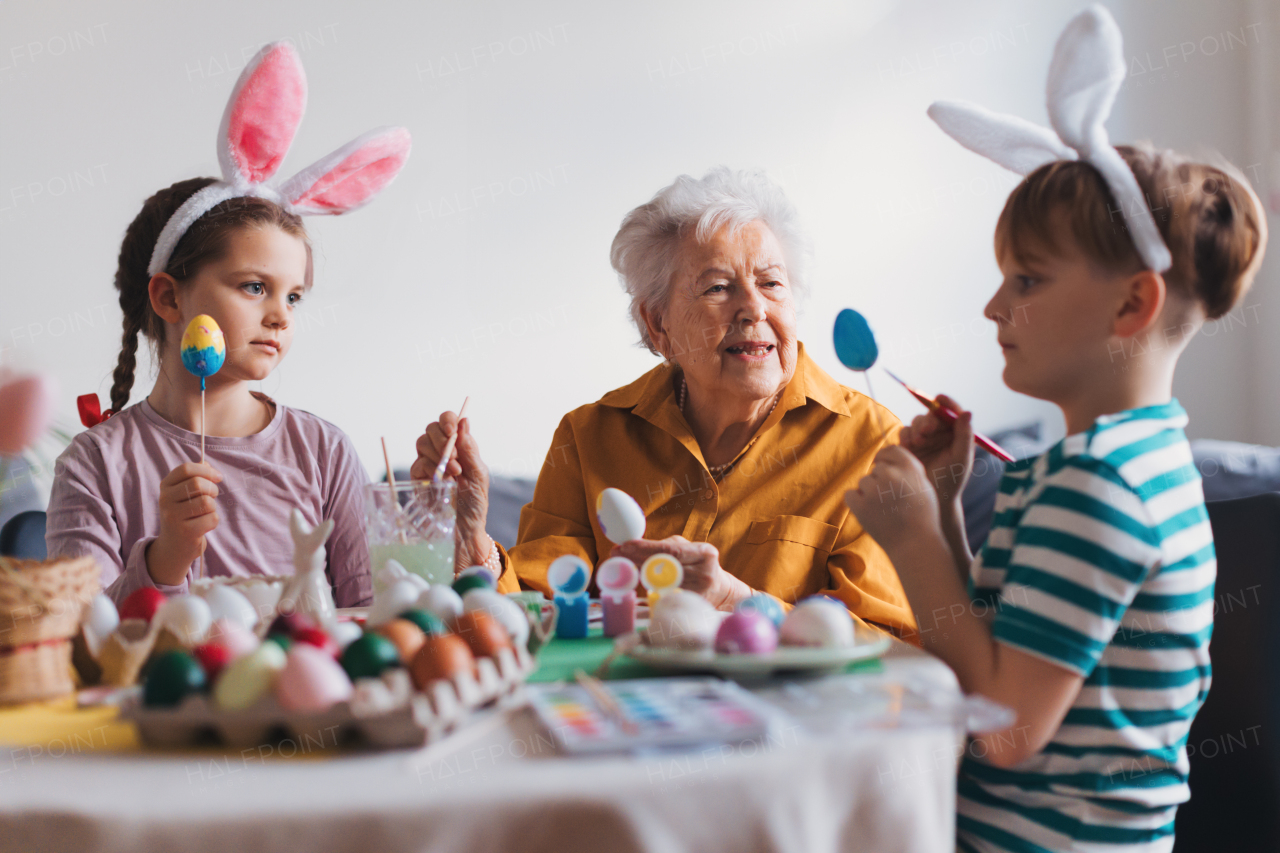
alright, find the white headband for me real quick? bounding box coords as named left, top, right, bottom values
left=927, top=5, right=1172, bottom=273
left=148, top=41, right=412, bottom=277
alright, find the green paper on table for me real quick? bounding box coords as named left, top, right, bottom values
left=527, top=626, right=884, bottom=682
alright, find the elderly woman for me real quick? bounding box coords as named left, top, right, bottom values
left=411, top=168, right=915, bottom=637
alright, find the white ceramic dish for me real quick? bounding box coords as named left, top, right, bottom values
left=624, top=626, right=892, bottom=676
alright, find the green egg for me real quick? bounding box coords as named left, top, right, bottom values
left=265, top=633, right=293, bottom=651
left=340, top=632, right=402, bottom=680
left=451, top=575, right=491, bottom=597
left=143, top=650, right=207, bottom=708
left=398, top=608, right=447, bottom=636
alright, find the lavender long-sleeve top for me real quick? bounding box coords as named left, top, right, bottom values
left=46, top=395, right=373, bottom=608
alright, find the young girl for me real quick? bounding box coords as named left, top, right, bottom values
left=46, top=41, right=410, bottom=609
left=844, top=9, right=1267, bottom=852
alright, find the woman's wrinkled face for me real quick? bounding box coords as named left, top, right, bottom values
left=646, top=219, right=798, bottom=404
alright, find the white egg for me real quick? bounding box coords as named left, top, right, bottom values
left=779, top=599, right=855, bottom=648
left=81, top=593, right=119, bottom=657
left=596, top=488, right=646, bottom=544
left=330, top=621, right=363, bottom=650
left=197, top=584, right=258, bottom=629
left=462, top=588, right=529, bottom=648
left=417, top=584, right=463, bottom=626
left=155, top=594, right=213, bottom=646
left=648, top=589, right=720, bottom=650
left=367, top=578, right=422, bottom=627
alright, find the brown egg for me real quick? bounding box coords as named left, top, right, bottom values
left=452, top=610, right=512, bottom=660
left=376, top=619, right=426, bottom=663
left=410, top=634, right=475, bottom=689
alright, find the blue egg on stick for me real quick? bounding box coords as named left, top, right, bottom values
left=833, top=308, right=879, bottom=371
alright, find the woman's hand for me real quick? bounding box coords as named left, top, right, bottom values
left=410, top=412, right=492, bottom=571
left=897, top=395, right=975, bottom=507
left=611, top=535, right=751, bottom=610
left=147, top=461, right=222, bottom=586
left=844, top=445, right=944, bottom=564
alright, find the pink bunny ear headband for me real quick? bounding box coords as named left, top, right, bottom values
left=927, top=5, right=1172, bottom=273
left=147, top=41, right=412, bottom=277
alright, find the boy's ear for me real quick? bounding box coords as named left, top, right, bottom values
left=1113, top=269, right=1166, bottom=338
left=148, top=274, right=183, bottom=326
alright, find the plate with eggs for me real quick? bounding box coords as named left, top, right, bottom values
left=624, top=591, right=893, bottom=677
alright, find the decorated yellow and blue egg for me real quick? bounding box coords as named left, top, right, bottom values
left=180, top=314, right=226, bottom=379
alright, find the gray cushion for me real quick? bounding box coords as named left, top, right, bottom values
left=1192, top=440, right=1280, bottom=502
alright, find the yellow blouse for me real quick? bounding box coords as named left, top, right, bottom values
left=494, top=342, right=917, bottom=638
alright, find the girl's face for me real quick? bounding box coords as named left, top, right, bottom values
left=173, top=225, right=309, bottom=383
left=985, top=228, right=1127, bottom=407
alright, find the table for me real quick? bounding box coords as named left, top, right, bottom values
left=0, top=640, right=966, bottom=853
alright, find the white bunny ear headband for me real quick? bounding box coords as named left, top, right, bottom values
left=927, top=4, right=1172, bottom=272
left=148, top=41, right=412, bottom=277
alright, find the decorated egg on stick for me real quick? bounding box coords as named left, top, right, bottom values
left=595, top=489, right=646, bottom=544
left=180, top=315, right=226, bottom=389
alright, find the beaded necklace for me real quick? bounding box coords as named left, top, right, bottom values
left=678, top=376, right=781, bottom=478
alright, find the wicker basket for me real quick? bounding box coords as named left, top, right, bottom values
left=0, top=556, right=99, bottom=704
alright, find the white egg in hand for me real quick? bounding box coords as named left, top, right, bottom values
left=595, top=488, right=646, bottom=544
left=155, top=595, right=213, bottom=646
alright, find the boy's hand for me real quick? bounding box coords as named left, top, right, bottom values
left=898, top=395, right=975, bottom=506
left=147, top=461, right=222, bottom=586
left=844, top=445, right=943, bottom=559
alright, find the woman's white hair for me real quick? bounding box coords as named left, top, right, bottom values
left=609, top=166, right=811, bottom=354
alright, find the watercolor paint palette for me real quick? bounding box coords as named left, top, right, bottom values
left=526, top=677, right=781, bottom=755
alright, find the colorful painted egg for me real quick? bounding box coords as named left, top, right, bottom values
left=547, top=555, right=591, bottom=597
left=398, top=608, right=447, bottom=637
left=833, top=308, right=878, bottom=371
left=452, top=573, right=493, bottom=597
left=293, top=626, right=339, bottom=658
left=462, top=588, right=529, bottom=649
left=339, top=632, right=401, bottom=680
left=180, top=314, right=226, bottom=378
left=456, top=565, right=497, bottom=588
left=213, top=642, right=287, bottom=710
left=410, top=634, right=475, bottom=689
left=648, top=589, right=719, bottom=650
left=207, top=618, right=259, bottom=659
left=119, top=587, right=167, bottom=623
left=715, top=609, right=779, bottom=655
left=192, top=642, right=233, bottom=682
left=736, top=593, right=785, bottom=628
left=596, top=488, right=646, bottom=543
left=452, top=610, right=512, bottom=659
left=275, top=644, right=353, bottom=713
left=143, top=650, right=207, bottom=707
left=376, top=618, right=427, bottom=663
left=779, top=598, right=855, bottom=648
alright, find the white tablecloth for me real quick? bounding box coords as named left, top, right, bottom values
left=0, top=643, right=965, bottom=853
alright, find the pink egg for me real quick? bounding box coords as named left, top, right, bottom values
left=208, top=618, right=259, bottom=659
left=715, top=609, right=779, bottom=655
left=275, top=643, right=353, bottom=713
left=0, top=373, right=56, bottom=456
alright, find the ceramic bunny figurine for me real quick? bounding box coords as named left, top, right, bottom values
left=278, top=510, right=337, bottom=632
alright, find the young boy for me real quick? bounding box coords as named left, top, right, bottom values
left=845, top=141, right=1266, bottom=851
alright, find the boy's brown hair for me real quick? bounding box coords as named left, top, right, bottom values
left=994, top=143, right=1267, bottom=320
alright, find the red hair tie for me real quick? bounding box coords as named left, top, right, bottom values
left=77, top=394, right=114, bottom=427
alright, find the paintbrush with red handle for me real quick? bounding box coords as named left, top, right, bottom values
left=884, top=369, right=1016, bottom=463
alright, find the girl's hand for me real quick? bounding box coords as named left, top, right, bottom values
left=844, top=446, right=943, bottom=561
left=611, top=536, right=751, bottom=611
left=410, top=413, right=492, bottom=572
left=897, top=394, right=975, bottom=507
left=147, top=461, right=222, bottom=586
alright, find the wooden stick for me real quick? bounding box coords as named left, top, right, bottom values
left=574, top=668, right=638, bottom=734
left=199, top=385, right=206, bottom=581
left=381, top=437, right=408, bottom=544
left=432, top=396, right=471, bottom=483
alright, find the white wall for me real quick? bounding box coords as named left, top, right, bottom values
left=2, top=0, right=1274, bottom=492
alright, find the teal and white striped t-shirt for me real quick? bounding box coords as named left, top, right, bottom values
left=958, top=400, right=1214, bottom=853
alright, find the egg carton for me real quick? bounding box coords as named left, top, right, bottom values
left=120, top=643, right=536, bottom=750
